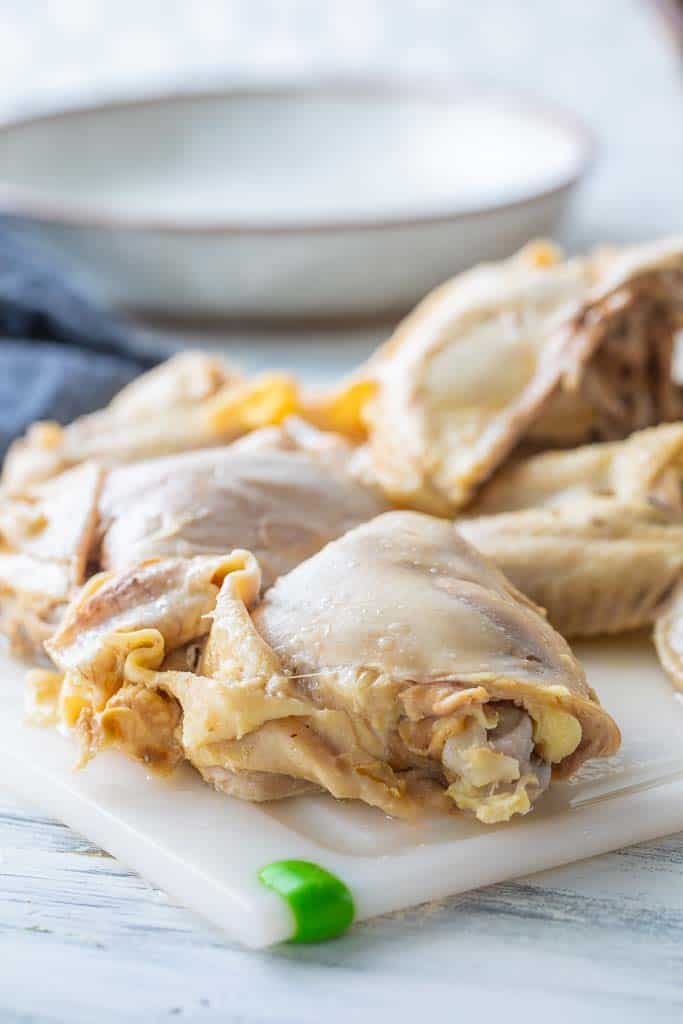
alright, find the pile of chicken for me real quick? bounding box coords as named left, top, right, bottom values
left=4, top=235, right=683, bottom=825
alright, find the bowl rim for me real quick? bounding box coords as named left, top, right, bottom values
left=0, top=77, right=594, bottom=235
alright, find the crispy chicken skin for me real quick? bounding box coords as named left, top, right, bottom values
left=1, top=351, right=298, bottom=491
left=459, top=424, right=683, bottom=637
left=36, top=513, right=620, bottom=823
left=352, top=238, right=683, bottom=512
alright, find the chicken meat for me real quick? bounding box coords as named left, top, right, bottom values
left=459, top=424, right=683, bottom=637
left=351, top=238, right=683, bottom=512
left=2, top=350, right=298, bottom=491
left=654, top=579, right=683, bottom=694
left=0, top=418, right=386, bottom=658
left=97, top=417, right=388, bottom=586
left=0, top=462, right=103, bottom=658
left=35, top=512, right=620, bottom=823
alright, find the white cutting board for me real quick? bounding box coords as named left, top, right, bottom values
left=3, top=632, right=683, bottom=948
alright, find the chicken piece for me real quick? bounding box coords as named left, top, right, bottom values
left=301, top=373, right=379, bottom=443
left=467, top=422, right=683, bottom=516
left=0, top=462, right=103, bottom=658
left=2, top=350, right=298, bottom=491
left=532, top=238, right=683, bottom=446
left=0, top=418, right=384, bottom=657
left=31, top=549, right=261, bottom=769
left=355, top=241, right=587, bottom=513
left=461, top=498, right=683, bottom=639
left=245, top=512, right=619, bottom=817
left=654, top=580, right=683, bottom=694
left=79, top=683, right=184, bottom=773
left=46, top=552, right=242, bottom=682
left=97, top=417, right=388, bottom=586
left=80, top=512, right=619, bottom=823
left=42, top=552, right=246, bottom=745
left=355, top=238, right=683, bottom=512
left=459, top=424, right=683, bottom=637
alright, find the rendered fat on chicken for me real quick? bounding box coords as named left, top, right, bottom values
left=37, top=512, right=620, bottom=824
left=352, top=238, right=683, bottom=513
left=1, top=350, right=298, bottom=491
left=459, top=423, right=683, bottom=638
left=1, top=419, right=386, bottom=659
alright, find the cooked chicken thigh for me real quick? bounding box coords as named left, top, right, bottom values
left=459, top=424, right=683, bottom=637
left=467, top=421, right=683, bottom=516
left=97, top=417, right=387, bottom=585
left=356, top=242, right=587, bottom=513
left=354, top=239, right=683, bottom=512
left=461, top=498, right=683, bottom=639
left=42, top=552, right=241, bottom=761
left=536, top=239, right=683, bottom=446
left=37, top=512, right=620, bottom=823
left=0, top=419, right=385, bottom=657
left=2, top=351, right=298, bottom=491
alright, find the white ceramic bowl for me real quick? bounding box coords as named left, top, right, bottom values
left=0, top=81, right=592, bottom=320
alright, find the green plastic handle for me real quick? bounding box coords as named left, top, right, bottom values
left=258, top=859, right=355, bottom=943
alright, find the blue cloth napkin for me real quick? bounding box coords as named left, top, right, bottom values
left=0, top=221, right=164, bottom=458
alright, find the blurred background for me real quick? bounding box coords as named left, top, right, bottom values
left=0, top=0, right=682, bottom=379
